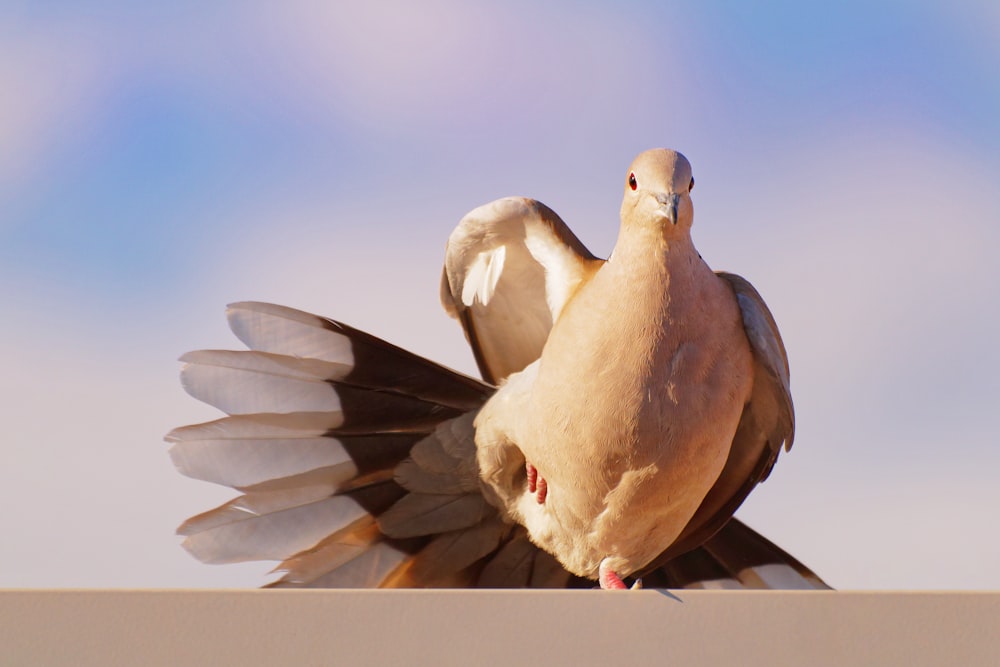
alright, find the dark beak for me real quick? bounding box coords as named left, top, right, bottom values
left=655, top=193, right=680, bottom=225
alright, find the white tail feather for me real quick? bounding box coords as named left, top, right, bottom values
left=227, top=302, right=355, bottom=364
left=180, top=351, right=343, bottom=416
left=270, top=517, right=383, bottom=585
left=179, top=486, right=335, bottom=534
left=169, top=437, right=358, bottom=490
left=181, top=493, right=370, bottom=564
left=167, top=414, right=332, bottom=442
left=685, top=578, right=745, bottom=590
left=739, top=564, right=815, bottom=590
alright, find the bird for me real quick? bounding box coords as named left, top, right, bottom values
left=168, top=148, right=829, bottom=590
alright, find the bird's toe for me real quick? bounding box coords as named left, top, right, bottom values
left=598, top=559, right=630, bottom=590
left=525, top=462, right=548, bottom=503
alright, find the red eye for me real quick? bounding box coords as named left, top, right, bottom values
left=628, top=173, right=637, bottom=190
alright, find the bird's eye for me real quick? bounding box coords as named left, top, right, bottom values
left=689, top=177, right=695, bottom=192
left=628, top=173, right=637, bottom=191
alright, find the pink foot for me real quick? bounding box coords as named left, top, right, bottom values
left=525, top=462, right=547, bottom=504
left=599, top=561, right=627, bottom=590
left=598, top=559, right=641, bottom=590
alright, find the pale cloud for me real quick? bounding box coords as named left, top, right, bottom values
left=241, top=1, right=668, bottom=135
left=939, top=1, right=1000, bottom=60
left=0, top=19, right=110, bottom=201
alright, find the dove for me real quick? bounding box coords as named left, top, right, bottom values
left=169, top=149, right=828, bottom=590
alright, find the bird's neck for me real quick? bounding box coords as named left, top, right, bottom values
left=604, top=224, right=700, bottom=308
left=545, top=224, right=703, bottom=373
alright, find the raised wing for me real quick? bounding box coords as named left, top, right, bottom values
left=440, top=197, right=602, bottom=384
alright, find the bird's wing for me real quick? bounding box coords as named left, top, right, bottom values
left=656, top=272, right=795, bottom=562
left=440, top=196, right=602, bottom=384
left=720, top=271, right=795, bottom=453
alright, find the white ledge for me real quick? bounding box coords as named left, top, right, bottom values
left=2, top=590, right=998, bottom=666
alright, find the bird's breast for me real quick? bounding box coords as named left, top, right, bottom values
left=512, top=248, right=754, bottom=577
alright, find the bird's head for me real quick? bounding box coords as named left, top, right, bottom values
left=619, top=149, right=695, bottom=237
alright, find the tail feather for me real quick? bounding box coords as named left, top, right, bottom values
left=168, top=431, right=418, bottom=492
left=226, top=302, right=355, bottom=364
left=268, top=517, right=384, bottom=584
left=377, top=493, right=493, bottom=539
left=529, top=549, right=575, bottom=588
left=178, top=482, right=405, bottom=565
left=650, top=519, right=831, bottom=590
left=266, top=517, right=429, bottom=588
left=394, top=412, right=480, bottom=493
left=180, top=495, right=368, bottom=564
left=180, top=349, right=467, bottom=428
left=398, top=519, right=508, bottom=586
left=180, top=350, right=345, bottom=415
left=477, top=529, right=536, bottom=587
left=700, top=518, right=831, bottom=590
left=227, top=302, right=491, bottom=411
left=657, top=547, right=745, bottom=590
left=270, top=541, right=416, bottom=589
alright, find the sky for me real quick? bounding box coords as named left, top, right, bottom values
left=1, top=1, right=998, bottom=590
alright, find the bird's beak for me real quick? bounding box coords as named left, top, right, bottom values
left=654, top=193, right=680, bottom=225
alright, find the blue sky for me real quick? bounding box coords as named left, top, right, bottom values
left=2, top=1, right=998, bottom=588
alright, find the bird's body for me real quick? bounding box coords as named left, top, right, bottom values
left=170, top=149, right=824, bottom=590
left=475, top=150, right=754, bottom=579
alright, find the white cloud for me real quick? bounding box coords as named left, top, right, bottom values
left=240, top=1, right=664, bottom=133
left=0, top=19, right=111, bottom=202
